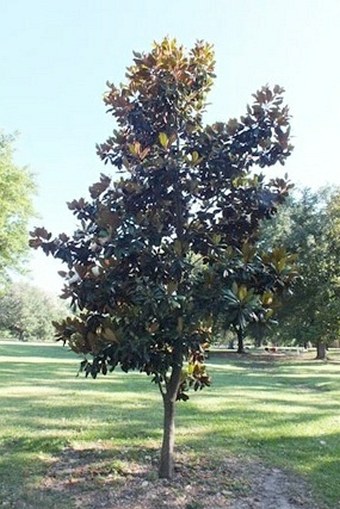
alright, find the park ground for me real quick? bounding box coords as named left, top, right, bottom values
left=0, top=342, right=339, bottom=509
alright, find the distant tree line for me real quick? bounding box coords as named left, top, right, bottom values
left=0, top=282, right=67, bottom=341
left=243, top=186, right=340, bottom=359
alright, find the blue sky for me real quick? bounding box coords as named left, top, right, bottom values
left=1, top=0, right=340, bottom=294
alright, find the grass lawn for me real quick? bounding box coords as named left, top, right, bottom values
left=0, top=342, right=339, bottom=508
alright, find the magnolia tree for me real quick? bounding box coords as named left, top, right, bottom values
left=30, top=39, right=296, bottom=478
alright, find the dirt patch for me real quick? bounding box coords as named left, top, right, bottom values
left=39, top=445, right=321, bottom=509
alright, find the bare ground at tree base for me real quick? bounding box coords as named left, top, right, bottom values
left=39, top=445, right=322, bottom=509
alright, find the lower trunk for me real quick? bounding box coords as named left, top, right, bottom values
left=159, top=395, right=176, bottom=479
left=18, top=330, right=26, bottom=342
left=316, top=342, right=327, bottom=360
left=158, top=339, right=183, bottom=479
left=237, top=329, right=245, bottom=354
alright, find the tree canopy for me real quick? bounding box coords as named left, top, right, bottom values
left=260, top=187, right=340, bottom=358
left=30, top=38, right=296, bottom=478
left=0, top=132, right=36, bottom=285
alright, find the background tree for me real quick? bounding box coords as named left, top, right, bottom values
left=260, top=188, right=340, bottom=359
left=0, top=132, right=36, bottom=285
left=0, top=282, right=67, bottom=341
left=30, top=38, right=295, bottom=478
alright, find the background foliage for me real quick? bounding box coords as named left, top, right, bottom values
left=0, top=282, right=67, bottom=341
left=0, top=132, right=36, bottom=285
left=259, top=187, right=340, bottom=355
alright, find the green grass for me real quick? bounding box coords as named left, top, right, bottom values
left=0, top=342, right=339, bottom=508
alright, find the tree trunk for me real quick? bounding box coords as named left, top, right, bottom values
left=315, top=342, right=327, bottom=360
left=159, top=394, right=176, bottom=479
left=237, top=328, right=245, bottom=354
left=18, top=330, right=25, bottom=342
left=158, top=343, right=182, bottom=479
left=254, top=327, right=264, bottom=348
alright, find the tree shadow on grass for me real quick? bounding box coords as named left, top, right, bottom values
left=1, top=440, right=325, bottom=509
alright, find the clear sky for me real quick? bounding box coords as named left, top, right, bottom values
left=1, top=0, right=340, bottom=295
